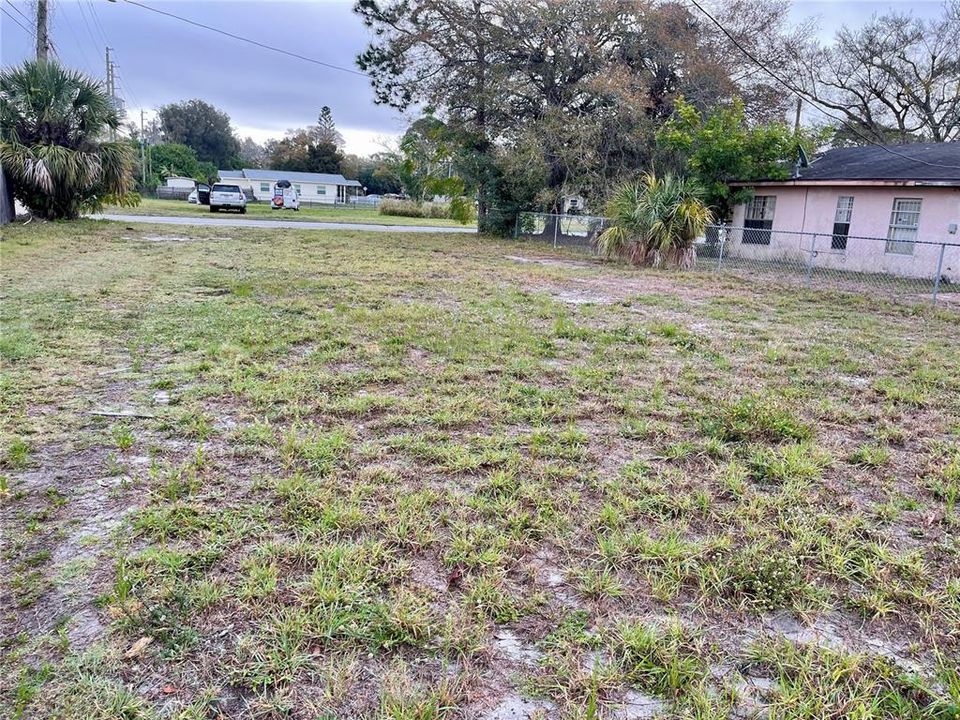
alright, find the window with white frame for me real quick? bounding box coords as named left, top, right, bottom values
left=294, top=184, right=301, bottom=194
left=832, top=196, right=854, bottom=250
left=743, top=195, right=776, bottom=245
left=316, top=186, right=326, bottom=195
left=886, top=198, right=921, bottom=255
left=260, top=182, right=270, bottom=192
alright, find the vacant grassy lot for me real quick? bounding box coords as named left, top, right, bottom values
left=104, top=198, right=474, bottom=228
left=2, top=220, right=958, bottom=719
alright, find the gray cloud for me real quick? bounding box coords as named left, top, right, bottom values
left=1, top=0, right=405, bottom=151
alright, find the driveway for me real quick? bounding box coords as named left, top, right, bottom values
left=90, top=214, right=477, bottom=234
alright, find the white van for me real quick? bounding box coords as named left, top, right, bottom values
left=271, top=179, right=299, bottom=211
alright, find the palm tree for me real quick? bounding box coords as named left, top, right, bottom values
left=596, top=173, right=713, bottom=269
left=0, top=60, right=135, bottom=220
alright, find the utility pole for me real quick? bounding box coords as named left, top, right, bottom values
left=105, top=47, right=114, bottom=96
left=140, top=110, right=147, bottom=189
left=105, top=47, right=117, bottom=140
left=794, top=97, right=802, bottom=135
left=36, top=0, right=51, bottom=62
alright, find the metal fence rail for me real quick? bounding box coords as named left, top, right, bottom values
left=515, top=212, right=960, bottom=307
left=515, top=212, right=608, bottom=251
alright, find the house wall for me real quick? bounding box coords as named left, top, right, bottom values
left=218, top=174, right=343, bottom=204
left=729, top=186, right=960, bottom=281
left=165, top=177, right=196, bottom=189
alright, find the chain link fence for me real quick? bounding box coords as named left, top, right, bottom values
left=515, top=212, right=609, bottom=252
left=515, top=212, right=960, bottom=307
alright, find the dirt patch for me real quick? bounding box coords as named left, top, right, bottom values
left=504, top=254, right=597, bottom=270
left=479, top=694, right=556, bottom=719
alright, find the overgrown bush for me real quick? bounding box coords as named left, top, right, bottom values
left=449, top=195, right=477, bottom=225
left=379, top=199, right=450, bottom=219
left=379, top=197, right=476, bottom=225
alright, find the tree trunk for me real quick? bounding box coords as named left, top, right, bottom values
left=0, top=169, right=14, bottom=225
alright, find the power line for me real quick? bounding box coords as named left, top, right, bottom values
left=85, top=0, right=111, bottom=47
left=686, top=0, right=960, bottom=170
left=3, top=0, right=30, bottom=24
left=55, top=0, right=98, bottom=75
left=117, top=0, right=369, bottom=77
left=76, top=0, right=105, bottom=60
left=1, top=4, right=32, bottom=36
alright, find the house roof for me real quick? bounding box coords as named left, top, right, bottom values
left=737, top=142, right=960, bottom=187
left=219, top=168, right=362, bottom=187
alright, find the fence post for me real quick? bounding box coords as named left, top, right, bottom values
left=553, top=214, right=559, bottom=249
left=804, top=234, right=816, bottom=288
left=514, top=213, right=520, bottom=240
left=716, top=224, right=726, bottom=272
left=932, top=243, right=946, bottom=305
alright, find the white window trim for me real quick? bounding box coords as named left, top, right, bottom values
left=834, top=196, right=854, bottom=223
left=886, top=198, right=921, bottom=256
left=746, top=195, right=776, bottom=221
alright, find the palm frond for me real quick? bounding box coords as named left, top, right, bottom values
left=598, top=172, right=713, bottom=269
left=0, top=60, right=134, bottom=219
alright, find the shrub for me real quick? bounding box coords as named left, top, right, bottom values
left=449, top=195, right=477, bottom=225
left=379, top=199, right=450, bottom=219
left=596, top=173, right=712, bottom=269
left=1, top=60, right=137, bottom=219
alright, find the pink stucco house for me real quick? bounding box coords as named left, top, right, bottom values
left=727, top=143, right=960, bottom=282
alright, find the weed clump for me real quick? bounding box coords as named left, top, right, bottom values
left=745, top=443, right=830, bottom=485
left=730, top=550, right=805, bottom=611
left=705, top=394, right=811, bottom=444
left=610, top=620, right=705, bottom=696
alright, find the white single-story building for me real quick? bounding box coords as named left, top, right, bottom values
left=217, top=168, right=363, bottom=204
left=165, top=176, right=197, bottom=189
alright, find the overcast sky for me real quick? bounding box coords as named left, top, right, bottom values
left=0, top=0, right=948, bottom=156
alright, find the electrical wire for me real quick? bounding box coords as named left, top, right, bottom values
left=4, top=0, right=30, bottom=24
left=54, top=0, right=99, bottom=75
left=686, top=0, right=960, bottom=170
left=114, top=64, right=144, bottom=113
left=2, top=4, right=33, bottom=36
left=85, top=0, right=111, bottom=47
left=117, top=0, right=369, bottom=77
left=76, top=0, right=105, bottom=60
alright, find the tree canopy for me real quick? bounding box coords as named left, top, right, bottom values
left=266, top=107, right=345, bottom=174
left=157, top=99, right=241, bottom=169
left=657, top=98, right=806, bottom=219
left=355, top=0, right=807, bottom=233
left=0, top=60, right=136, bottom=219
left=788, top=3, right=960, bottom=144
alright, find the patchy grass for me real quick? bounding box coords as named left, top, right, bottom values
left=104, top=197, right=474, bottom=227
left=1, top=219, right=958, bottom=718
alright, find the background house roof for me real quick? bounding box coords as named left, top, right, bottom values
left=219, top=168, right=363, bottom=187
left=796, top=143, right=960, bottom=183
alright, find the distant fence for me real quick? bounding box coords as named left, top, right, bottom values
left=515, top=212, right=960, bottom=306
left=155, top=186, right=194, bottom=201
left=515, top=212, right=609, bottom=250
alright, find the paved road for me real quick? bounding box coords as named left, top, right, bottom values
left=91, top=213, right=477, bottom=234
